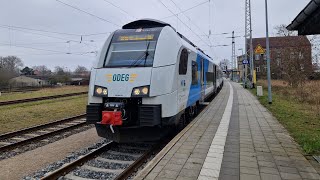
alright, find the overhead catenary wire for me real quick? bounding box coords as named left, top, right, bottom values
left=161, top=0, right=209, bottom=19
left=0, top=24, right=81, bottom=37
left=166, top=0, right=215, bottom=56
left=0, top=43, right=96, bottom=57
left=101, top=0, right=136, bottom=20
left=55, top=0, right=120, bottom=27
left=157, top=0, right=211, bottom=49
left=168, top=0, right=211, bottom=40
left=0, top=26, right=98, bottom=49
left=0, top=24, right=112, bottom=37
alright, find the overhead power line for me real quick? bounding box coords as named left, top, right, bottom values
left=0, top=43, right=96, bottom=57
left=55, top=0, right=120, bottom=27
left=168, top=0, right=212, bottom=46
left=166, top=0, right=213, bottom=49
left=101, top=0, right=136, bottom=20
left=161, top=0, right=209, bottom=19
left=157, top=0, right=211, bottom=48
left=0, top=26, right=97, bottom=49
left=0, top=24, right=111, bottom=37
left=0, top=24, right=81, bottom=36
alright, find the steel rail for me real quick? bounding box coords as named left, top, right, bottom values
left=114, top=143, right=161, bottom=180
left=0, top=115, right=87, bottom=152
left=41, top=141, right=117, bottom=180
left=0, top=91, right=88, bottom=106
left=0, top=114, right=86, bottom=140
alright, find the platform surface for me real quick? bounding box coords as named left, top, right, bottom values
left=135, top=81, right=320, bottom=180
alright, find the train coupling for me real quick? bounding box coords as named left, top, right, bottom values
left=100, top=111, right=123, bottom=126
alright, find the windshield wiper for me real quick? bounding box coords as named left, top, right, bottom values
left=129, top=41, right=151, bottom=68
left=143, top=41, right=150, bottom=67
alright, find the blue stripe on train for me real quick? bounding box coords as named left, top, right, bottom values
left=187, top=53, right=209, bottom=107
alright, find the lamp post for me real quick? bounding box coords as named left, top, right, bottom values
left=265, top=0, right=272, bottom=104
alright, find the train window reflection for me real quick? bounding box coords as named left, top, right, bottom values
left=105, top=41, right=156, bottom=67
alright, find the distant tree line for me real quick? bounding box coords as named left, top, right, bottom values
left=0, top=55, right=90, bottom=88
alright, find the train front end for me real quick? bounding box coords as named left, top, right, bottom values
left=87, top=20, right=180, bottom=142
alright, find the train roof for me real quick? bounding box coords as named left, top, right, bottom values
left=122, top=19, right=175, bottom=30
left=122, top=19, right=213, bottom=61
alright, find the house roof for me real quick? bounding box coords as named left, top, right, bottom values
left=10, top=76, right=47, bottom=82
left=287, top=0, right=320, bottom=35
left=252, top=36, right=311, bottom=49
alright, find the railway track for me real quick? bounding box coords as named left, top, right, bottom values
left=0, top=114, right=87, bottom=152
left=41, top=141, right=160, bottom=180
left=0, top=91, right=88, bottom=106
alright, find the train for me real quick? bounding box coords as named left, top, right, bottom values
left=86, top=19, right=224, bottom=143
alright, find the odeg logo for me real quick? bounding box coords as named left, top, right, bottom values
left=113, top=74, right=129, bottom=81
left=106, top=73, right=137, bottom=82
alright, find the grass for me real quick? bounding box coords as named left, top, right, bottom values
left=0, top=95, right=87, bottom=134
left=0, top=86, right=88, bottom=102
left=250, top=80, right=320, bottom=155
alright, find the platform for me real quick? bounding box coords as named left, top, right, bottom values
left=135, top=81, right=320, bottom=180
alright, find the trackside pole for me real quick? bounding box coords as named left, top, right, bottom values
left=265, top=0, right=272, bottom=104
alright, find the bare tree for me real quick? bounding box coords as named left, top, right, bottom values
left=0, top=56, right=24, bottom=87
left=74, top=65, right=89, bottom=76
left=54, top=66, right=70, bottom=76
left=274, top=24, right=297, bottom=37
left=51, top=66, right=71, bottom=84
left=0, top=56, right=23, bottom=73
left=32, top=65, right=52, bottom=76
left=281, top=47, right=312, bottom=87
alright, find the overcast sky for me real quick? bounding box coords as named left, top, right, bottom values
left=0, top=0, right=310, bottom=70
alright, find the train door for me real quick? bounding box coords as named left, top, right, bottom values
left=214, top=65, right=217, bottom=92
left=200, top=58, right=205, bottom=103
left=177, top=48, right=189, bottom=110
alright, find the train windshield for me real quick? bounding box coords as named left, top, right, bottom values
left=104, top=28, right=162, bottom=68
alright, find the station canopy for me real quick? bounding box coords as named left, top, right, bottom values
left=287, top=0, right=320, bottom=35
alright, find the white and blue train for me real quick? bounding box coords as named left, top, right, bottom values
left=87, top=19, right=223, bottom=142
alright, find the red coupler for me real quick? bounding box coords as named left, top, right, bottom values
left=101, top=111, right=123, bottom=126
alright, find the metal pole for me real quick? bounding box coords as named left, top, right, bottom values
left=265, top=0, right=272, bottom=104
left=249, top=1, right=254, bottom=88
left=232, top=31, right=236, bottom=81
left=244, top=0, right=252, bottom=89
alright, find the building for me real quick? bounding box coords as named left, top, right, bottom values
left=9, top=76, right=50, bottom=87
left=70, top=77, right=90, bottom=86
left=251, top=36, right=312, bottom=79
left=287, top=0, right=320, bottom=78
left=237, top=55, right=246, bottom=80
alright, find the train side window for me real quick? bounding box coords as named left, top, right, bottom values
left=179, top=48, right=188, bottom=75
left=192, top=61, right=198, bottom=85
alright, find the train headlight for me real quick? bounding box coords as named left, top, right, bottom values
left=94, top=86, right=108, bottom=97
left=103, top=89, right=108, bottom=95
left=96, top=88, right=103, bottom=94
left=134, top=88, right=141, bottom=95
left=132, top=86, right=150, bottom=97
left=142, top=87, right=149, bottom=95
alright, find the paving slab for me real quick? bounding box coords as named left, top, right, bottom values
left=134, top=81, right=320, bottom=180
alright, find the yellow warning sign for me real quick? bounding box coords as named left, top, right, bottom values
left=255, top=44, right=265, bottom=54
